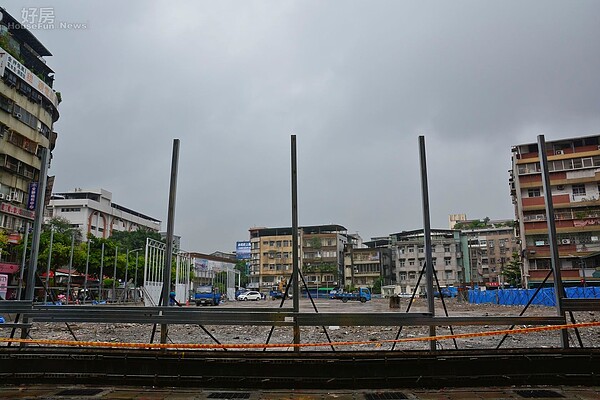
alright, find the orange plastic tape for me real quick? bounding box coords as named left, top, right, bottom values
left=1, top=321, right=598, bottom=350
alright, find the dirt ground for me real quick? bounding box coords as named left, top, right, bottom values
left=14, top=297, right=600, bottom=351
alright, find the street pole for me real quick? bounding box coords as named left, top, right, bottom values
left=99, top=243, right=104, bottom=300
left=17, top=222, right=30, bottom=300
left=134, top=250, right=139, bottom=302
left=124, top=248, right=129, bottom=302
left=43, top=226, right=54, bottom=304
left=66, top=232, right=74, bottom=305
left=83, top=239, right=90, bottom=304
left=112, top=246, right=118, bottom=303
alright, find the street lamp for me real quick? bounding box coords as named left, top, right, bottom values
left=129, top=248, right=143, bottom=303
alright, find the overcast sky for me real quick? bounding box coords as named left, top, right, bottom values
left=4, top=1, right=600, bottom=252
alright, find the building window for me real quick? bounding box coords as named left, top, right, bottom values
left=572, top=184, right=586, bottom=196
left=444, top=258, right=452, bottom=266
left=444, top=245, right=450, bottom=253
left=399, top=260, right=405, bottom=267
left=528, top=188, right=541, bottom=197
left=408, top=247, right=414, bottom=253
left=408, top=272, right=416, bottom=280
left=409, top=261, right=415, bottom=266
left=399, top=273, right=407, bottom=281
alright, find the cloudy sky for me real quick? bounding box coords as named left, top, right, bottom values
left=4, top=1, right=600, bottom=252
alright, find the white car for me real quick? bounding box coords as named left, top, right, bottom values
left=237, top=291, right=262, bottom=301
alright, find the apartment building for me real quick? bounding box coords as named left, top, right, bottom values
left=453, top=218, right=519, bottom=286
left=248, top=225, right=348, bottom=291
left=342, top=243, right=393, bottom=290
left=391, top=229, right=464, bottom=296
left=510, top=135, right=600, bottom=287
left=46, top=188, right=161, bottom=239
left=0, top=8, right=60, bottom=240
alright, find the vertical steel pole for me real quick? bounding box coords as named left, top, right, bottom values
left=44, top=227, right=54, bottom=304
left=537, top=134, right=569, bottom=348
left=17, top=222, right=30, bottom=300
left=134, top=250, right=139, bottom=302
left=291, top=135, right=300, bottom=350
left=83, top=239, right=90, bottom=304
left=66, top=233, right=74, bottom=305
left=161, top=139, right=180, bottom=344
left=124, top=249, right=129, bottom=302
left=418, top=136, right=436, bottom=351
left=99, top=243, right=104, bottom=301
left=21, top=147, right=50, bottom=341
left=112, top=247, right=118, bottom=303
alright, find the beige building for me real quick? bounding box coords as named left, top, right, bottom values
left=47, top=188, right=161, bottom=240
left=0, top=8, right=60, bottom=263
left=248, top=225, right=348, bottom=292
left=391, top=229, right=464, bottom=296
left=455, top=220, right=520, bottom=286
left=343, top=245, right=393, bottom=290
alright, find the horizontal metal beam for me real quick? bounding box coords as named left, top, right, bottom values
left=12, top=306, right=567, bottom=327
left=0, top=300, right=33, bottom=314
left=295, top=313, right=566, bottom=326
left=562, top=298, right=600, bottom=311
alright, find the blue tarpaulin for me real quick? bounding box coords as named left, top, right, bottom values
left=468, top=286, right=600, bottom=306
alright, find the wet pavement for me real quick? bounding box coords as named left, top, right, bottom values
left=0, top=386, right=599, bottom=399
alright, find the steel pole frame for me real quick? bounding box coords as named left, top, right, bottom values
left=418, top=136, right=436, bottom=351
left=537, top=134, right=569, bottom=348
left=20, top=147, right=50, bottom=341
left=161, top=139, right=180, bottom=344
left=291, top=135, right=300, bottom=350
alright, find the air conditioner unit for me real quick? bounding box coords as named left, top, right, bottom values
left=13, top=112, right=22, bottom=120
left=561, top=239, right=571, bottom=245
left=0, top=193, right=4, bottom=200
left=557, top=185, right=565, bottom=191
left=555, top=150, right=564, bottom=155
left=4, top=195, right=11, bottom=201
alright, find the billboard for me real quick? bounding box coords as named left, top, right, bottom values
left=236, top=241, right=251, bottom=260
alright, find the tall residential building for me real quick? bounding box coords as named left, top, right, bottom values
left=510, top=134, right=600, bottom=287
left=343, top=244, right=393, bottom=289
left=391, top=229, right=464, bottom=296
left=453, top=218, right=519, bottom=286
left=47, top=188, right=161, bottom=239
left=248, top=225, right=348, bottom=291
left=0, top=8, right=60, bottom=242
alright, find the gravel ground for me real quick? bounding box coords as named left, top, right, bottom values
left=12, top=297, right=600, bottom=351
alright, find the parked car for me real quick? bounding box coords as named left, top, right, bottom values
left=237, top=291, right=262, bottom=301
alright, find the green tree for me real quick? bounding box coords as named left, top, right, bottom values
left=501, top=251, right=523, bottom=287
left=371, top=277, right=384, bottom=294
left=235, top=260, right=249, bottom=288
left=308, top=237, right=322, bottom=249
left=0, top=229, right=8, bottom=259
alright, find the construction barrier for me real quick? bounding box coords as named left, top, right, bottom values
left=468, top=286, right=600, bottom=306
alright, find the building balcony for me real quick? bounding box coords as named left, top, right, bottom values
left=522, top=194, right=571, bottom=211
